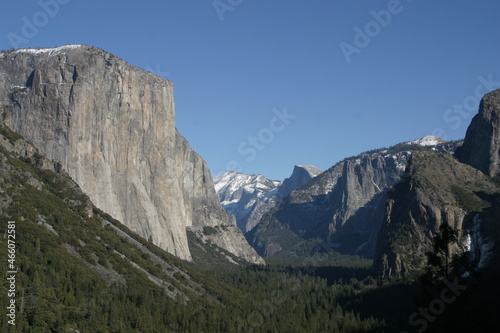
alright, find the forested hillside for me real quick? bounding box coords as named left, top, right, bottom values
left=0, top=120, right=388, bottom=332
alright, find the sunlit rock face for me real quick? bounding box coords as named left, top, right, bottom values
left=0, top=45, right=263, bottom=264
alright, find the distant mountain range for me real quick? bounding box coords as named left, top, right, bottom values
left=216, top=136, right=460, bottom=259
left=213, top=165, right=321, bottom=233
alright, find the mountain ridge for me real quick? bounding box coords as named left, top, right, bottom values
left=245, top=136, right=460, bottom=258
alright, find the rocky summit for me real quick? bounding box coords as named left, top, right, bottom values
left=456, top=89, right=500, bottom=177
left=0, top=45, right=263, bottom=264
left=214, top=171, right=282, bottom=233
left=277, top=165, right=322, bottom=197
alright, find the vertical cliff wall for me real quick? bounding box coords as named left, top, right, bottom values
left=277, top=165, right=322, bottom=198
left=0, top=45, right=262, bottom=263
left=456, top=89, right=500, bottom=177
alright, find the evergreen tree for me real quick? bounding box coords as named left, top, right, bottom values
left=425, top=222, right=459, bottom=280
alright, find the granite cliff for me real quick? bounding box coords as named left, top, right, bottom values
left=456, top=89, right=500, bottom=177
left=277, top=165, right=322, bottom=198
left=0, top=45, right=263, bottom=264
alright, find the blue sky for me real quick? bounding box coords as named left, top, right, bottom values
left=1, top=1, right=500, bottom=180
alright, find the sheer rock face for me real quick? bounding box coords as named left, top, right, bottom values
left=277, top=165, right=322, bottom=198
left=0, top=45, right=263, bottom=263
left=247, top=146, right=419, bottom=258
left=456, top=89, right=500, bottom=177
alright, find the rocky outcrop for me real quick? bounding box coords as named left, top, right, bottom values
left=246, top=138, right=459, bottom=258
left=456, top=89, right=500, bottom=177
left=374, top=150, right=500, bottom=279
left=277, top=165, right=322, bottom=197
left=0, top=45, right=263, bottom=264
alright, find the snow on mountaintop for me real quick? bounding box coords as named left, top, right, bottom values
left=13, top=45, right=84, bottom=56
left=213, top=170, right=239, bottom=193
left=407, top=135, right=446, bottom=146
left=213, top=171, right=281, bottom=203
left=213, top=171, right=282, bottom=232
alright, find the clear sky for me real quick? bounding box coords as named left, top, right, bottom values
left=1, top=1, right=500, bottom=180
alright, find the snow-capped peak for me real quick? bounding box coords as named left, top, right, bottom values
left=407, top=135, right=446, bottom=147
left=13, top=45, right=84, bottom=56
left=213, top=171, right=281, bottom=202
left=213, top=171, right=282, bottom=232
